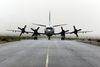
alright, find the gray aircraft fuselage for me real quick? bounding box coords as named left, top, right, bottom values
left=45, top=26, right=54, bottom=37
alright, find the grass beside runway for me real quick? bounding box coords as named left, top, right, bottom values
left=0, top=36, right=100, bottom=46
left=67, top=38, right=100, bottom=46
left=78, top=39, right=100, bottom=46
left=0, top=36, right=33, bottom=43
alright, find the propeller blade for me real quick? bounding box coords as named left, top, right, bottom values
left=65, top=30, right=69, bottom=32
left=20, top=32, right=22, bottom=36
left=61, top=27, right=63, bottom=30
left=70, top=32, right=74, bottom=34
left=77, top=29, right=81, bottom=31
left=31, top=28, right=34, bottom=31
left=24, top=25, right=27, bottom=29
left=32, top=34, right=35, bottom=37
left=18, top=27, right=22, bottom=30
left=75, top=33, right=78, bottom=37
left=25, top=31, right=28, bottom=34
left=37, top=27, right=40, bottom=30
left=73, top=26, right=76, bottom=30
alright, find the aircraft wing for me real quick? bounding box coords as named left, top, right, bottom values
left=7, top=29, right=21, bottom=32
left=54, top=32, right=61, bottom=35
left=78, top=31, right=93, bottom=33
left=7, top=29, right=45, bottom=35
left=38, top=32, right=45, bottom=35
left=54, top=31, right=71, bottom=35
left=65, top=32, right=72, bottom=34
left=6, top=29, right=34, bottom=33
left=26, top=31, right=45, bottom=34
left=54, top=30, right=92, bottom=35
left=53, top=24, right=67, bottom=27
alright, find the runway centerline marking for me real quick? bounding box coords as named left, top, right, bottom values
left=45, top=44, right=49, bottom=67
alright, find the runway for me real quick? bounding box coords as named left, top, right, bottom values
left=0, top=40, right=100, bottom=67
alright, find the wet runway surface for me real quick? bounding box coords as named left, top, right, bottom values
left=0, top=39, right=100, bottom=67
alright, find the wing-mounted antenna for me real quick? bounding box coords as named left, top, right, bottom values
left=49, top=11, right=51, bottom=26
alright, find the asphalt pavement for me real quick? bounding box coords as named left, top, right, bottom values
left=0, top=39, right=100, bottom=67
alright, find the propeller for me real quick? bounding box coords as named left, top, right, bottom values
left=61, top=27, right=69, bottom=36
left=70, top=26, right=81, bottom=37
left=31, top=27, right=40, bottom=37
left=18, top=25, right=27, bottom=36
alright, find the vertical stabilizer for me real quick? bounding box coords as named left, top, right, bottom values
left=49, top=11, right=51, bottom=26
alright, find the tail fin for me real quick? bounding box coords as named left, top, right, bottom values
left=49, top=11, right=51, bottom=26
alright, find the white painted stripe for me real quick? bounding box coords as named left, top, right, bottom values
left=45, top=45, right=49, bottom=67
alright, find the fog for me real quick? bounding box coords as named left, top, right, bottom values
left=0, top=0, right=100, bottom=38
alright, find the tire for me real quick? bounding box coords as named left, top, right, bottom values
left=61, top=37, right=65, bottom=40
left=34, top=37, right=38, bottom=40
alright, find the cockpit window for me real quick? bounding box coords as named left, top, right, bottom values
left=46, top=27, right=53, bottom=29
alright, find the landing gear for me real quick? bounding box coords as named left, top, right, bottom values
left=61, top=36, right=65, bottom=40
left=34, top=37, right=38, bottom=40
left=48, top=36, right=51, bottom=40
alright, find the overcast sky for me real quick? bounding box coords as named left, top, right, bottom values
left=0, top=0, right=100, bottom=38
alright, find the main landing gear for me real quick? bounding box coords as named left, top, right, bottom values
left=61, top=37, right=65, bottom=40
left=34, top=37, right=38, bottom=40
left=48, top=36, right=51, bottom=40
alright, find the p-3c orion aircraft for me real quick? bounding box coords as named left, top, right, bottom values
left=7, top=11, right=92, bottom=40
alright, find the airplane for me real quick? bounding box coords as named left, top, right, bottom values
left=7, top=11, right=92, bottom=40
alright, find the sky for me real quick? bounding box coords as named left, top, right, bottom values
left=0, top=0, right=100, bottom=38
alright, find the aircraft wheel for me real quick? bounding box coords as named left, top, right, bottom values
left=34, top=37, right=38, bottom=40
left=61, top=37, right=65, bottom=40
left=48, top=36, right=50, bottom=40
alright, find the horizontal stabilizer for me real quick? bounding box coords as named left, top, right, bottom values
left=32, top=23, right=46, bottom=27
left=53, top=24, right=67, bottom=27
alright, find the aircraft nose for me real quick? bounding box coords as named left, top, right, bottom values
left=47, top=29, right=51, bottom=31
left=46, top=29, right=52, bottom=34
